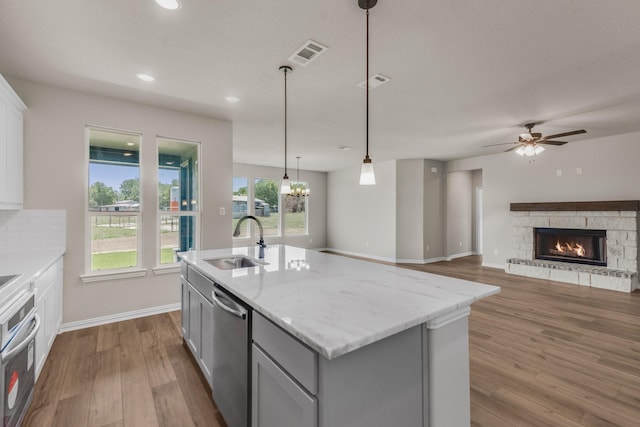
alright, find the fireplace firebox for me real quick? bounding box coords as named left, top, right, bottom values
left=534, top=228, right=607, bottom=266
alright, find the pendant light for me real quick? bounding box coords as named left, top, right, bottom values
left=289, top=156, right=310, bottom=197
left=359, top=0, right=377, bottom=185
left=280, top=65, right=293, bottom=194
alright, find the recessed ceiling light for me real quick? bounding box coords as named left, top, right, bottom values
left=336, top=145, right=352, bottom=151
left=127, top=142, right=135, bottom=146
left=123, top=152, right=133, bottom=157
left=154, top=0, right=181, bottom=10
left=136, top=73, right=155, bottom=82
left=225, top=96, right=240, bottom=103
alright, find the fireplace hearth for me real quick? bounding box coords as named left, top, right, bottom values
left=534, top=228, right=606, bottom=266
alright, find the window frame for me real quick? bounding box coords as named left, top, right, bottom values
left=232, top=174, right=311, bottom=242
left=156, top=136, right=201, bottom=268
left=84, top=126, right=144, bottom=278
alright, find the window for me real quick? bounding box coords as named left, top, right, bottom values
left=232, top=177, right=249, bottom=238
left=232, top=175, right=310, bottom=241
left=254, top=178, right=280, bottom=236
left=284, top=182, right=308, bottom=235
left=88, top=128, right=141, bottom=271
left=158, top=137, right=199, bottom=265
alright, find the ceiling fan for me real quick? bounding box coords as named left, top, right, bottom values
left=485, top=123, right=587, bottom=156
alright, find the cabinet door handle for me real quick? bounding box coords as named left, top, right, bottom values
left=212, top=291, right=247, bottom=320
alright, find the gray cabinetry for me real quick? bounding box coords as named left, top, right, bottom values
left=181, top=266, right=214, bottom=386
left=252, top=312, right=318, bottom=427
left=252, top=344, right=317, bottom=427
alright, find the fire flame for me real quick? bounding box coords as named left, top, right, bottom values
left=555, top=241, right=586, bottom=257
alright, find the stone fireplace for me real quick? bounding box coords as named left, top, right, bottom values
left=506, top=201, right=639, bottom=292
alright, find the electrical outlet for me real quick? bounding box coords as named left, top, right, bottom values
left=426, top=245, right=430, bottom=252
left=556, top=169, right=563, bottom=177
left=219, top=207, right=226, bottom=215
left=576, top=167, right=583, bottom=175
left=459, top=241, right=463, bottom=247
left=494, top=249, right=499, bottom=255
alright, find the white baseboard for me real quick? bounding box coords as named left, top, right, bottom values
left=395, top=257, right=446, bottom=264
left=59, top=302, right=181, bottom=333
left=444, top=252, right=474, bottom=261
left=482, top=262, right=505, bottom=269
left=322, top=248, right=397, bottom=263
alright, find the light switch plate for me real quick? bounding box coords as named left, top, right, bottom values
left=219, top=207, right=226, bottom=215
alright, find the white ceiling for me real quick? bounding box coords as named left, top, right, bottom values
left=1, top=0, right=639, bottom=172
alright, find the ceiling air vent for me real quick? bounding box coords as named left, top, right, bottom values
left=288, top=40, right=328, bottom=66
left=357, top=74, right=391, bottom=89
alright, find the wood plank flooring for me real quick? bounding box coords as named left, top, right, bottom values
left=399, top=256, right=640, bottom=427
left=23, top=311, right=227, bottom=427
left=24, top=256, right=640, bottom=426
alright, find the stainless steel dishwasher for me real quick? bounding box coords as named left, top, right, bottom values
left=211, top=284, right=251, bottom=427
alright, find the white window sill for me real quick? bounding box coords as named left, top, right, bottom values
left=153, top=265, right=180, bottom=275
left=80, top=268, right=147, bottom=283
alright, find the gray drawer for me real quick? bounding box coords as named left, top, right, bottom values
left=252, top=312, right=318, bottom=394
left=187, top=266, right=213, bottom=303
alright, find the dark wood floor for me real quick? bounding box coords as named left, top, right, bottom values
left=24, top=256, right=640, bottom=426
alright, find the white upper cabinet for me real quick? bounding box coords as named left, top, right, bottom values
left=0, top=74, right=26, bottom=210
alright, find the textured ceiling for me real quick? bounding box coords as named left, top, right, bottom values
left=1, top=0, right=639, bottom=171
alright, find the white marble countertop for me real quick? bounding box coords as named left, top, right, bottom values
left=180, top=245, right=500, bottom=359
left=0, top=250, right=65, bottom=306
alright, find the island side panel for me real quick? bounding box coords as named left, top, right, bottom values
left=425, top=308, right=472, bottom=427
left=317, top=325, right=424, bottom=427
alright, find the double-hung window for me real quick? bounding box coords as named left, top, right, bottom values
left=158, top=137, right=199, bottom=265
left=88, top=128, right=141, bottom=272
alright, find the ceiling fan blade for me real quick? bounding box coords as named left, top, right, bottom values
left=483, top=142, right=519, bottom=148
left=539, top=140, right=567, bottom=146
left=504, top=145, right=520, bottom=152
left=541, top=129, right=586, bottom=140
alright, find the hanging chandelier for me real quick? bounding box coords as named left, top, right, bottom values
left=358, top=0, right=377, bottom=185
left=288, top=156, right=310, bottom=197
left=279, top=65, right=293, bottom=194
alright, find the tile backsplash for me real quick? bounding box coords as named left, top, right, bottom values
left=0, top=210, right=66, bottom=254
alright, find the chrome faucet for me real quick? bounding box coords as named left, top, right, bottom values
left=233, top=215, right=267, bottom=258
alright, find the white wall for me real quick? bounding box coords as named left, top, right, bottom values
left=232, top=163, right=327, bottom=249
left=396, top=160, right=424, bottom=261
left=327, top=161, right=397, bottom=260
left=10, top=78, right=232, bottom=324
left=471, top=170, right=483, bottom=254
left=446, top=171, right=473, bottom=257
left=447, top=130, right=640, bottom=268
left=423, top=160, right=446, bottom=260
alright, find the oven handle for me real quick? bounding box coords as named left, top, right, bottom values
left=1, top=314, right=40, bottom=363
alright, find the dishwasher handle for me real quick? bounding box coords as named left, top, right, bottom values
left=212, top=289, right=247, bottom=320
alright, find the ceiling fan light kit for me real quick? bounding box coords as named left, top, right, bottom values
left=484, top=123, right=587, bottom=156
left=358, top=0, right=377, bottom=186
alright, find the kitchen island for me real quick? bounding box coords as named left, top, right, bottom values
left=180, top=245, right=500, bottom=427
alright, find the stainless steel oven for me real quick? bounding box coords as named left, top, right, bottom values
left=0, top=291, right=40, bottom=427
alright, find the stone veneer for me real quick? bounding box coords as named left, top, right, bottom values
left=505, top=210, right=639, bottom=292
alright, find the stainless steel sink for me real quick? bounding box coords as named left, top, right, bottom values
left=0, top=274, right=20, bottom=289
left=203, top=256, right=265, bottom=270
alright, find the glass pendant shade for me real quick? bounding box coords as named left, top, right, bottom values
left=359, top=160, right=376, bottom=185
left=280, top=176, right=291, bottom=194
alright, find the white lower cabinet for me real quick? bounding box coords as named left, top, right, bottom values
left=34, top=257, right=64, bottom=379
left=181, top=273, right=214, bottom=386
left=252, top=344, right=317, bottom=427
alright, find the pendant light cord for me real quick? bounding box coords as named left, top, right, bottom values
left=284, top=68, right=289, bottom=177
left=365, top=8, right=370, bottom=161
